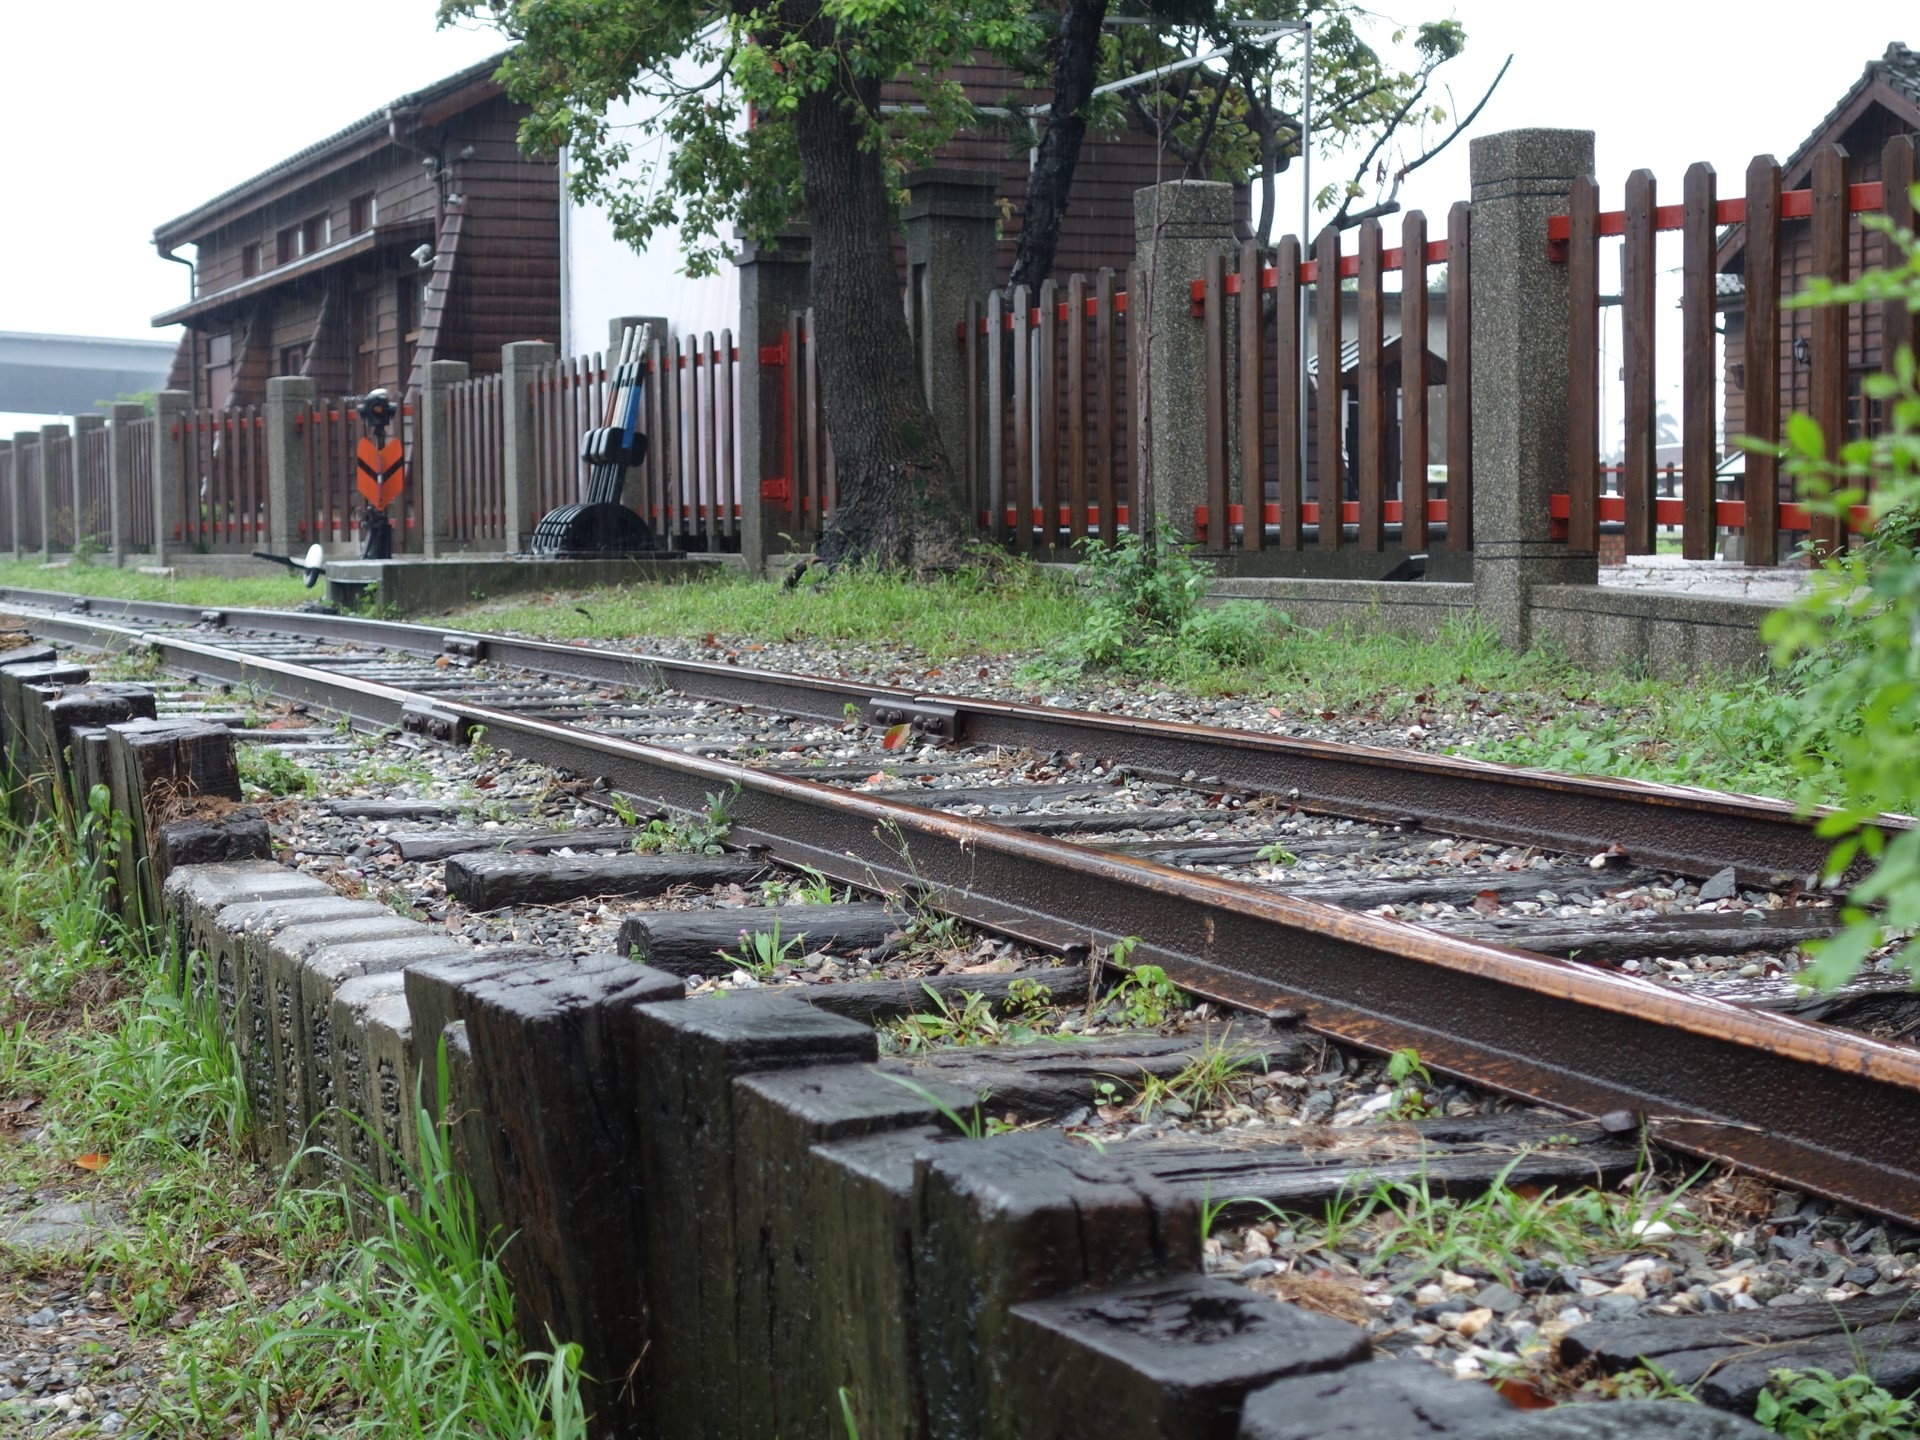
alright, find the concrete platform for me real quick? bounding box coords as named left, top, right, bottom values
left=324, top=552, right=736, bottom=614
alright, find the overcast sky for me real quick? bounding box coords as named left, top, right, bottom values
left=1, top=0, right=1912, bottom=432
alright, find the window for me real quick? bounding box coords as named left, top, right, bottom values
left=352, top=287, right=381, bottom=395
left=280, top=345, right=306, bottom=377
left=350, top=193, right=377, bottom=235
left=205, top=332, right=233, bottom=412
left=275, top=214, right=331, bottom=265
left=241, top=243, right=261, bottom=279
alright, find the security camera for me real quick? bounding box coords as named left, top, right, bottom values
left=411, top=243, right=435, bottom=269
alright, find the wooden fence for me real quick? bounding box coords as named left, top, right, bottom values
left=126, top=416, right=156, bottom=551
left=76, top=424, right=110, bottom=553
left=15, top=441, right=39, bottom=554
left=1188, top=209, right=1472, bottom=556
left=956, top=274, right=1134, bottom=550
left=176, top=407, right=267, bottom=552
left=527, top=333, right=741, bottom=550
left=43, top=429, right=74, bottom=552
left=761, top=310, right=837, bottom=551
left=1554, top=136, right=1916, bottom=565
left=0, top=442, right=13, bottom=553
left=447, top=372, right=505, bottom=546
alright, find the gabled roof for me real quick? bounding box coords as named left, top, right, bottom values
left=1781, top=41, right=1920, bottom=187
left=153, top=52, right=509, bottom=252
left=1718, top=41, right=1920, bottom=277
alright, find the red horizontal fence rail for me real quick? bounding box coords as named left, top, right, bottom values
left=125, top=416, right=156, bottom=550
left=76, top=424, right=110, bottom=552
left=530, top=335, right=743, bottom=550
left=1190, top=208, right=1472, bottom=555
left=299, top=403, right=417, bottom=549
left=1557, top=137, right=1915, bottom=566
left=956, top=268, right=1134, bottom=550
left=447, top=372, right=505, bottom=546
left=177, top=408, right=267, bottom=551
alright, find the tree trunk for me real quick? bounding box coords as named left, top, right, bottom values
left=795, top=80, right=971, bottom=570
left=1007, top=0, right=1110, bottom=295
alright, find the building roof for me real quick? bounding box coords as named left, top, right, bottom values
left=1782, top=41, right=1920, bottom=183
left=152, top=52, right=508, bottom=252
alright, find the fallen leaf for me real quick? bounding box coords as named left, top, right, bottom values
left=925, top=668, right=943, bottom=678
left=1471, top=889, right=1502, bottom=915
left=73, top=1152, right=107, bottom=1171
left=434, top=655, right=451, bottom=669
left=1490, top=1378, right=1555, bottom=1410
left=1266, top=706, right=1285, bottom=718
left=881, top=723, right=913, bottom=751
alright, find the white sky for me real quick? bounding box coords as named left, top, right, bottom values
left=2, top=0, right=1912, bottom=435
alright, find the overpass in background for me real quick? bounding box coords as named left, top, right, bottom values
left=0, top=331, right=176, bottom=416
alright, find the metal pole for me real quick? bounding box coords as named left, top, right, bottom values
left=1299, top=25, right=1313, bottom=490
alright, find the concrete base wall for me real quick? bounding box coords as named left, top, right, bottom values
left=1527, top=584, right=1774, bottom=675
left=1207, top=577, right=1476, bottom=639
left=325, top=553, right=739, bottom=615
left=1205, top=575, right=1775, bottom=675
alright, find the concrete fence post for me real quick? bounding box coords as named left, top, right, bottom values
left=1133, top=181, right=1238, bottom=545
left=8, top=432, right=33, bottom=561
left=903, top=169, right=999, bottom=492
left=418, top=360, right=469, bottom=558
left=607, top=314, right=670, bottom=353
left=0, top=440, right=10, bottom=560
left=153, top=391, right=190, bottom=567
left=1468, top=129, right=1598, bottom=649
left=265, top=376, right=315, bottom=561
left=38, top=424, right=67, bottom=559
left=501, top=341, right=556, bottom=555
left=734, top=228, right=811, bottom=577
left=107, top=403, right=144, bottom=565
left=71, top=414, right=105, bottom=554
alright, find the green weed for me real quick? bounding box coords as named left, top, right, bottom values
left=1754, top=1367, right=1917, bottom=1438
left=633, top=785, right=737, bottom=856
left=716, top=919, right=808, bottom=977
left=1099, top=943, right=1190, bottom=1029
left=239, top=745, right=316, bottom=797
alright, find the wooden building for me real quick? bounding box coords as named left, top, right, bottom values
left=152, top=55, right=560, bottom=410
left=1718, top=41, right=1920, bottom=449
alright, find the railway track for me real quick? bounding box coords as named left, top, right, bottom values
left=4, top=584, right=1918, bottom=1228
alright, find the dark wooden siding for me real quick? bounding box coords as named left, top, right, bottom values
left=1726, top=106, right=1914, bottom=449
left=171, top=88, right=557, bottom=407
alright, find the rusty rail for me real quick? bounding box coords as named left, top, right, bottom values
left=15, top=600, right=1920, bottom=1225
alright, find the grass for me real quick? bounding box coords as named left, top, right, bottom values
left=0, top=558, right=305, bottom=610
left=0, top=795, right=586, bottom=1436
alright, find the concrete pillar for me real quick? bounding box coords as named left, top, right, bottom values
left=71, top=415, right=105, bottom=554
left=417, top=360, right=469, bottom=558
left=733, top=228, right=811, bottom=577
left=38, top=424, right=66, bottom=559
left=153, top=390, right=190, bottom=567
left=106, top=404, right=144, bottom=565
left=6, top=433, right=29, bottom=561
left=501, top=340, right=556, bottom=554
left=264, top=376, right=314, bottom=560
left=607, top=314, right=670, bottom=353
left=903, top=169, right=1000, bottom=484
left=1133, top=182, right=1237, bottom=545
left=1468, top=129, right=1598, bottom=649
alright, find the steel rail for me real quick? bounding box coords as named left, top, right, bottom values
left=0, top=587, right=1887, bottom=885
left=26, top=610, right=1920, bottom=1225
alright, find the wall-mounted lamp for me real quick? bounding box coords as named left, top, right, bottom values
left=1793, top=336, right=1811, bottom=367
